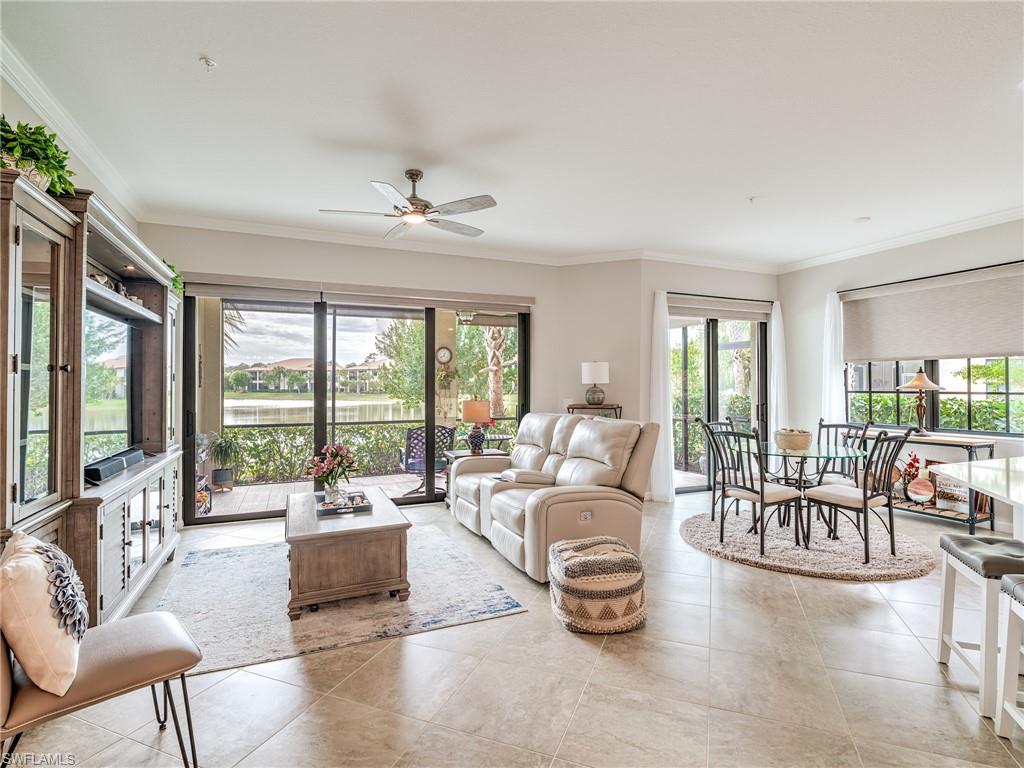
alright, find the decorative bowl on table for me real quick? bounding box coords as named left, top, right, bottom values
left=774, top=428, right=813, bottom=451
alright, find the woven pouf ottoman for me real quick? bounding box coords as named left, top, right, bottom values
left=549, top=536, right=646, bottom=633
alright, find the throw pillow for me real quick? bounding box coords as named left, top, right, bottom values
left=0, top=531, right=88, bottom=695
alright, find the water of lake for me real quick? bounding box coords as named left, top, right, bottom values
left=223, top=398, right=424, bottom=425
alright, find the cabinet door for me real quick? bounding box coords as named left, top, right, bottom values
left=100, top=494, right=128, bottom=617
left=10, top=214, right=64, bottom=520
left=166, top=297, right=179, bottom=448
left=127, top=486, right=146, bottom=582
left=147, top=475, right=163, bottom=560
left=163, top=461, right=179, bottom=542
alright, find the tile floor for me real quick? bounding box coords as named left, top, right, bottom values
left=17, top=493, right=1024, bottom=767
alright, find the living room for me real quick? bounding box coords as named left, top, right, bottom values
left=1, top=2, right=1023, bottom=767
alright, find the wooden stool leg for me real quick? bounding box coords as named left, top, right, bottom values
left=996, top=598, right=1023, bottom=736
left=937, top=553, right=956, bottom=664
left=981, top=578, right=1001, bottom=718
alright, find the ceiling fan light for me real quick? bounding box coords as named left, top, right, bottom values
left=402, top=212, right=426, bottom=224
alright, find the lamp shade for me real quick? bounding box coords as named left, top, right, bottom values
left=462, top=399, right=490, bottom=424
left=897, top=367, right=941, bottom=391
left=581, top=361, right=609, bottom=385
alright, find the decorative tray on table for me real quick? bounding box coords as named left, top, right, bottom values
left=315, top=490, right=374, bottom=516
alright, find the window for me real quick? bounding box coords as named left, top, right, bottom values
left=846, top=356, right=1024, bottom=435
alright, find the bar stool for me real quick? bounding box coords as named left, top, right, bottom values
left=996, top=574, right=1024, bottom=736
left=937, top=534, right=1024, bottom=718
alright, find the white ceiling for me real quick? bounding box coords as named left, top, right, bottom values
left=3, top=2, right=1021, bottom=270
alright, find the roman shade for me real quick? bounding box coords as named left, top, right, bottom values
left=667, top=293, right=772, bottom=322
left=840, top=262, right=1024, bottom=362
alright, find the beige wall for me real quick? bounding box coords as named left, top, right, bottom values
left=1, top=78, right=138, bottom=230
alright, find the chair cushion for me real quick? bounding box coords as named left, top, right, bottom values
left=490, top=489, right=534, bottom=535
left=453, top=472, right=493, bottom=505
left=940, top=535, right=1024, bottom=579
left=725, top=482, right=802, bottom=504
left=2, top=611, right=202, bottom=735
left=0, top=532, right=89, bottom=696
left=805, top=484, right=886, bottom=508
left=819, top=474, right=857, bottom=487
left=404, top=457, right=447, bottom=474
left=556, top=419, right=641, bottom=488
left=548, top=537, right=646, bottom=634
left=1002, top=574, right=1024, bottom=605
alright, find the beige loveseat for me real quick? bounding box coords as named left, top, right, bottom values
left=449, top=414, right=659, bottom=582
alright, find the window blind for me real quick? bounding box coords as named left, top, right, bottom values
left=666, top=293, right=772, bottom=322
left=840, top=262, right=1024, bottom=362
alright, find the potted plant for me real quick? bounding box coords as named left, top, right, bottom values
left=210, top=431, right=240, bottom=491
left=0, top=115, right=76, bottom=194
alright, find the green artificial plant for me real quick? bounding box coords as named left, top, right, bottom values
left=0, top=115, right=76, bottom=195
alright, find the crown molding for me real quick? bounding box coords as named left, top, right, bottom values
left=139, top=211, right=568, bottom=266
left=557, top=248, right=779, bottom=274
left=1, top=35, right=142, bottom=220
left=779, top=207, right=1024, bottom=274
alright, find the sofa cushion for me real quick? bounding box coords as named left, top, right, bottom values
left=500, top=469, right=555, bottom=485
left=541, top=415, right=583, bottom=475
left=490, top=489, right=534, bottom=535
left=0, top=532, right=89, bottom=696
left=556, top=419, right=641, bottom=488
left=510, top=413, right=559, bottom=471
left=453, top=471, right=494, bottom=506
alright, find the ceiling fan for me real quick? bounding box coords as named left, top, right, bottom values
left=319, top=169, right=496, bottom=240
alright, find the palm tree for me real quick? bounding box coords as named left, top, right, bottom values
left=222, top=307, right=246, bottom=351
left=484, top=326, right=506, bottom=417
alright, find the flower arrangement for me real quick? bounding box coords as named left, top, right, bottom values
left=902, top=452, right=920, bottom=483
left=306, top=443, right=358, bottom=487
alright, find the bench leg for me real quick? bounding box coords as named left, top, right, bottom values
left=163, top=676, right=199, bottom=768
left=937, top=554, right=956, bottom=664
left=981, top=578, right=1001, bottom=718
left=996, top=599, right=1024, bottom=736
left=151, top=683, right=169, bottom=730
left=1, top=733, right=23, bottom=766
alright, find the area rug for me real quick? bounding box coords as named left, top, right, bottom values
left=681, top=512, right=936, bottom=581
left=155, top=526, right=525, bottom=673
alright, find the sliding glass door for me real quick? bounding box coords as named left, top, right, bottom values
left=671, top=316, right=768, bottom=494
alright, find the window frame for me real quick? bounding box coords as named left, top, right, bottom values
left=845, top=357, right=1024, bottom=437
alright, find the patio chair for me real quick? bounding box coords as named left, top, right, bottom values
left=399, top=425, right=456, bottom=495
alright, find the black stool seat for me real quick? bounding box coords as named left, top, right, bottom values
left=940, top=535, right=1024, bottom=579
left=1002, top=574, right=1024, bottom=605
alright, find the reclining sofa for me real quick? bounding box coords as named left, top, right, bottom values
left=449, top=412, right=659, bottom=582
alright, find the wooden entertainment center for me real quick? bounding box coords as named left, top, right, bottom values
left=1, top=168, right=182, bottom=625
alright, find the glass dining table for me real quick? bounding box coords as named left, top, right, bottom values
left=759, top=442, right=868, bottom=547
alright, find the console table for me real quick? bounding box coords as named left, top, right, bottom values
left=862, top=429, right=997, bottom=534
left=567, top=403, right=622, bottom=419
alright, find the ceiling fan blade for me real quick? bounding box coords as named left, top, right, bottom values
left=384, top=221, right=413, bottom=241
left=318, top=209, right=399, bottom=217
left=370, top=181, right=412, bottom=211
left=427, top=219, right=484, bottom=238
left=427, top=195, right=496, bottom=216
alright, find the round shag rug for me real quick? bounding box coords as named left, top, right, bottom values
left=680, top=512, right=936, bottom=581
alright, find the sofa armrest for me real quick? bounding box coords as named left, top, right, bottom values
left=500, top=469, right=555, bottom=485
left=449, top=455, right=512, bottom=487
left=522, top=486, right=643, bottom=582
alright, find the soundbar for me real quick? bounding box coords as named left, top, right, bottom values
left=84, top=448, right=146, bottom=484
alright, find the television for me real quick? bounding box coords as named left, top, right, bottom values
left=83, top=309, right=131, bottom=463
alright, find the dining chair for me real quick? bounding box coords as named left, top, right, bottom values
left=814, top=419, right=871, bottom=487
left=704, top=426, right=802, bottom=554
left=804, top=428, right=910, bottom=563
left=696, top=418, right=737, bottom=520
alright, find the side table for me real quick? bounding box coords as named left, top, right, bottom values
left=567, top=403, right=622, bottom=419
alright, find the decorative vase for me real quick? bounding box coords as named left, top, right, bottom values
left=467, top=424, right=486, bottom=455
left=1, top=153, right=50, bottom=192
left=324, top=482, right=348, bottom=507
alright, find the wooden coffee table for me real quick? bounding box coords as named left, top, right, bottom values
left=285, top=485, right=411, bottom=620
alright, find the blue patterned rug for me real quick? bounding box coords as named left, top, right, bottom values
left=155, top=526, right=525, bottom=673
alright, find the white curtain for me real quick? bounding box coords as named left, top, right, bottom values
left=768, top=302, right=789, bottom=435
left=821, top=291, right=846, bottom=423
left=648, top=290, right=674, bottom=503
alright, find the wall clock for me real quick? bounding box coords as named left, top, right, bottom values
left=435, top=346, right=453, bottom=364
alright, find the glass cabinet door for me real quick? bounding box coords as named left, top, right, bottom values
left=14, top=220, right=61, bottom=519
left=147, top=476, right=163, bottom=560
left=128, top=488, right=146, bottom=579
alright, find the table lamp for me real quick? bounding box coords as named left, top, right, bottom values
left=897, top=367, right=942, bottom=433
left=462, top=399, right=490, bottom=454
left=581, top=361, right=609, bottom=405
